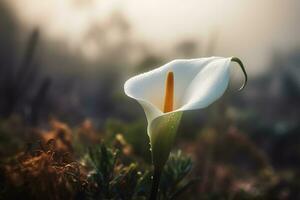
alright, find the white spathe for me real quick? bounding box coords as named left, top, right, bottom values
left=124, top=56, right=246, bottom=168
left=125, top=57, right=238, bottom=121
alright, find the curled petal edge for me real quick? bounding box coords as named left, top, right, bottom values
left=231, top=57, right=247, bottom=91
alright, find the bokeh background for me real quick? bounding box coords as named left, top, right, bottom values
left=0, top=0, right=300, bottom=199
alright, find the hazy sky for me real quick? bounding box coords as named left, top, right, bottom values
left=4, top=0, right=300, bottom=75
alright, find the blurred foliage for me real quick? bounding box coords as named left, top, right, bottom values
left=0, top=116, right=39, bottom=157
left=0, top=118, right=197, bottom=200
left=104, top=118, right=151, bottom=163
left=1, top=139, right=87, bottom=200
left=1, top=116, right=300, bottom=199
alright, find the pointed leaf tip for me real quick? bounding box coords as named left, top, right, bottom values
left=231, top=57, right=247, bottom=91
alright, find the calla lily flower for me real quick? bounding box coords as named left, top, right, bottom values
left=124, top=56, right=247, bottom=170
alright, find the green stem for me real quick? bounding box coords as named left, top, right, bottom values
left=149, top=166, right=161, bottom=200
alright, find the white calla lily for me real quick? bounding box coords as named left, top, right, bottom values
left=124, top=56, right=247, bottom=169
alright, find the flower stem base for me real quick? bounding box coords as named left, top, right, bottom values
left=149, top=167, right=161, bottom=200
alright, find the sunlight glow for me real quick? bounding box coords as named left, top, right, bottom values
left=4, top=0, right=300, bottom=72
left=6, top=0, right=123, bottom=56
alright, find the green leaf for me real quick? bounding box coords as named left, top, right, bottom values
left=149, top=112, right=183, bottom=170
left=160, top=150, right=194, bottom=198
left=88, top=144, right=119, bottom=197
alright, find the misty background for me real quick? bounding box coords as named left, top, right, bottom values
left=0, top=0, right=299, bottom=131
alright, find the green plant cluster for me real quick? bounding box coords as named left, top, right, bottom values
left=85, top=145, right=195, bottom=200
